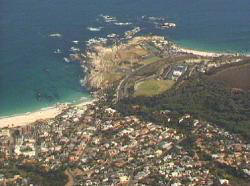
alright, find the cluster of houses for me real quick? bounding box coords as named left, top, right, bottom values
left=176, top=113, right=250, bottom=180
left=0, top=98, right=249, bottom=185
left=193, top=57, right=243, bottom=74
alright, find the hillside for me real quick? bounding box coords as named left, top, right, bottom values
left=116, top=62, right=250, bottom=142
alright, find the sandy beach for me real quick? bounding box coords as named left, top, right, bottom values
left=0, top=106, right=64, bottom=128
left=0, top=99, right=95, bottom=129
left=172, top=45, right=228, bottom=57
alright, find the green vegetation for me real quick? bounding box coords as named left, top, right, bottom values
left=134, top=79, right=175, bottom=97
left=143, top=42, right=161, bottom=53
left=17, top=164, right=67, bottom=186
left=102, top=72, right=124, bottom=84
left=117, top=71, right=250, bottom=141
left=2, top=161, right=67, bottom=185
left=140, top=56, right=162, bottom=65
left=210, top=162, right=249, bottom=186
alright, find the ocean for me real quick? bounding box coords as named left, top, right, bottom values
left=0, top=0, right=250, bottom=117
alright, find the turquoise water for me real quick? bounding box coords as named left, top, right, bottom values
left=1, top=0, right=250, bottom=117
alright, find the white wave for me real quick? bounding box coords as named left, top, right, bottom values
left=63, top=57, right=70, bottom=63
left=72, top=40, right=79, bottom=44
left=98, top=37, right=108, bottom=43
left=86, top=37, right=108, bottom=46
left=53, top=49, right=62, bottom=54
left=124, top=27, right=141, bottom=38
left=148, top=16, right=166, bottom=21
left=100, top=14, right=117, bottom=22
left=107, top=33, right=117, bottom=38
left=87, top=27, right=103, bottom=32
left=70, top=47, right=80, bottom=52
left=114, top=22, right=132, bottom=26
left=81, top=64, right=88, bottom=72
left=86, top=38, right=98, bottom=46
left=49, top=33, right=62, bottom=37
left=79, top=76, right=87, bottom=86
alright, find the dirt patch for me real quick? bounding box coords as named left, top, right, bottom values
left=116, top=45, right=148, bottom=62
left=208, top=64, right=250, bottom=91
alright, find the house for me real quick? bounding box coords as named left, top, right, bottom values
left=173, top=70, right=183, bottom=77
left=0, top=174, right=4, bottom=181
left=0, top=128, right=10, bottom=137
left=246, top=144, right=250, bottom=151
left=193, top=119, right=199, bottom=126
left=219, top=179, right=229, bottom=185
left=243, top=169, right=250, bottom=176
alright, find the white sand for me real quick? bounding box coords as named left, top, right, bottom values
left=172, top=45, right=228, bottom=57
left=0, top=99, right=95, bottom=129
left=0, top=106, right=63, bottom=128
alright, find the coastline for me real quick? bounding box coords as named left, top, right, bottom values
left=0, top=106, right=63, bottom=128
left=172, top=42, right=250, bottom=57
left=0, top=99, right=95, bottom=129
left=172, top=45, right=226, bottom=57
left=1, top=36, right=248, bottom=129
left=170, top=42, right=239, bottom=57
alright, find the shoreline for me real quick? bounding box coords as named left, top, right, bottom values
left=172, top=44, right=236, bottom=57
left=172, top=45, right=226, bottom=57
left=0, top=98, right=95, bottom=129
left=172, top=43, right=250, bottom=57
left=1, top=36, right=248, bottom=129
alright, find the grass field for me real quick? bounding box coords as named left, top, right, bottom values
left=134, top=79, right=175, bottom=97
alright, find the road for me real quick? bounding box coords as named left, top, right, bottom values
left=65, top=169, right=74, bottom=186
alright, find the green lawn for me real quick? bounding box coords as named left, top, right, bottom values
left=134, top=79, right=175, bottom=97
